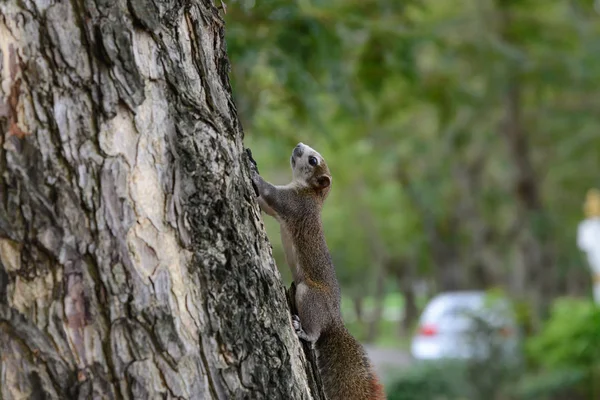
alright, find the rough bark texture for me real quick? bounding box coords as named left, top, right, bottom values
left=0, top=0, right=318, bottom=398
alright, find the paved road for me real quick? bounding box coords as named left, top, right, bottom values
left=363, top=345, right=412, bottom=379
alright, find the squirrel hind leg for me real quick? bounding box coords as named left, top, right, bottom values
left=292, top=315, right=319, bottom=343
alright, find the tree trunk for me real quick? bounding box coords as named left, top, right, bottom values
left=496, top=0, right=556, bottom=322
left=352, top=295, right=364, bottom=325
left=0, top=1, right=319, bottom=399
left=366, top=270, right=385, bottom=343
left=356, top=184, right=387, bottom=344
left=402, top=284, right=417, bottom=335
left=385, top=258, right=418, bottom=336
left=396, top=168, right=465, bottom=292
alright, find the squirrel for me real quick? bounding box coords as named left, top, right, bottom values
left=247, top=143, right=386, bottom=400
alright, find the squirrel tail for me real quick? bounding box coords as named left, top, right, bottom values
left=315, top=324, right=386, bottom=400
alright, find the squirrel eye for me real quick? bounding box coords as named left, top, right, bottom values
left=308, top=156, right=318, bottom=166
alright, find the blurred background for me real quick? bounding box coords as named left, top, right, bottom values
left=224, top=1, right=600, bottom=399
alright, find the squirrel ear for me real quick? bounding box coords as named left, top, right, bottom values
left=316, top=175, right=331, bottom=189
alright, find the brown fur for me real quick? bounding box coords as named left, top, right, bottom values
left=250, top=143, right=386, bottom=400
left=317, top=325, right=386, bottom=400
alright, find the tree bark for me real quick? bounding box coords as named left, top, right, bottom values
left=0, top=1, right=319, bottom=399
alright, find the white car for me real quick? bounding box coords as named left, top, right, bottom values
left=410, top=291, right=521, bottom=362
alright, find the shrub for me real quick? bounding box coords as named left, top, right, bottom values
left=512, top=368, right=587, bottom=400
left=386, top=360, right=469, bottom=400
left=525, top=297, right=600, bottom=399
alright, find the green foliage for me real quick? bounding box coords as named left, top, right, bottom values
left=386, top=357, right=517, bottom=400
left=512, top=368, right=587, bottom=400
left=522, top=298, right=600, bottom=399
left=386, top=360, right=469, bottom=400
left=527, top=298, right=600, bottom=370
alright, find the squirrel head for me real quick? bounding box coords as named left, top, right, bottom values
left=290, top=142, right=332, bottom=200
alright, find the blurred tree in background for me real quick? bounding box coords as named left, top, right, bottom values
left=224, top=0, right=600, bottom=338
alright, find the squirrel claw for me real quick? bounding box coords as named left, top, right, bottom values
left=245, top=148, right=259, bottom=173
left=245, top=148, right=260, bottom=196
left=251, top=181, right=259, bottom=197
left=292, top=315, right=312, bottom=341
left=292, top=314, right=302, bottom=331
